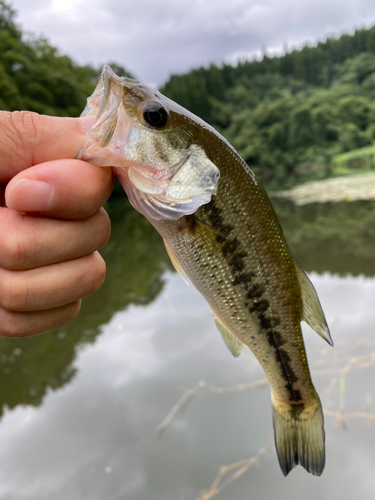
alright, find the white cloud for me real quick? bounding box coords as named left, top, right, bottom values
left=9, top=0, right=375, bottom=86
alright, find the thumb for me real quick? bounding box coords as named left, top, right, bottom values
left=0, top=111, right=94, bottom=183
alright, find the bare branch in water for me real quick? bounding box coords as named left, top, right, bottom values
left=324, top=410, right=375, bottom=427
left=156, top=379, right=268, bottom=434
left=157, top=388, right=195, bottom=435
left=164, top=340, right=375, bottom=499
left=195, top=442, right=274, bottom=500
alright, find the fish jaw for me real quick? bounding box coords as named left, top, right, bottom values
left=79, top=65, right=220, bottom=221
left=78, top=67, right=134, bottom=167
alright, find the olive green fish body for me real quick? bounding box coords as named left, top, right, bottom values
left=152, top=131, right=318, bottom=401
left=148, top=128, right=326, bottom=476
left=80, top=66, right=332, bottom=477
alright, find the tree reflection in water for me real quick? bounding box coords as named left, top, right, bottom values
left=1, top=197, right=375, bottom=417
left=0, top=201, right=172, bottom=417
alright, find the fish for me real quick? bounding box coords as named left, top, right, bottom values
left=78, top=65, right=333, bottom=476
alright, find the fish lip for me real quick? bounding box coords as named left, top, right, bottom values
left=101, top=64, right=135, bottom=90
left=79, top=67, right=135, bottom=167
left=93, top=66, right=146, bottom=153
left=102, top=64, right=140, bottom=86
left=101, top=65, right=144, bottom=108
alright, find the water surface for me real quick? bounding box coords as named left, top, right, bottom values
left=1, top=199, right=375, bottom=499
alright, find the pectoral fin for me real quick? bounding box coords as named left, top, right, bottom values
left=295, top=263, right=333, bottom=346
left=189, top=215, right=239, bottom=254
left=212, top=311, right=244, bottom=357
left=163, top=239, right=189, bottom=285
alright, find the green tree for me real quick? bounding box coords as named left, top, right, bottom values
left=0, top=1, right=132, bottom=116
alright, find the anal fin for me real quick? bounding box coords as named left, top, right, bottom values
left=212, top=311, right=244, bottom=357
left=295, top=263, right=333, bottom=346
left=163, top=239, right=189, bottom=285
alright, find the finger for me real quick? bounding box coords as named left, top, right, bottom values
left=5, top=159, right=113, bottom=219
left=0, top=252, right=106, bottom=312
left=0, top=301, right=82, bottom=338
left=0, top=207, right=111, bottom=270
left=0, top=111, right=94, bottom=182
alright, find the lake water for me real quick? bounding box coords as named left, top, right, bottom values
left=1, top=198, right=375, bottom=499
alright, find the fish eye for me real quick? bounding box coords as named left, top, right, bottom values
left=142, top=103, right=168, bottom=129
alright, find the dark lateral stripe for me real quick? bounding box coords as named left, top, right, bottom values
left=249, top=298, right=269, bottom=314
left=266, top=327, right=302, bottom=402
left=206, top=202, right=234, bottom=236
left=232, top=272, right=255, bottom=287
left=201, top=200, right=303, bottom=403
left=246, top=282, right=265, bottom=298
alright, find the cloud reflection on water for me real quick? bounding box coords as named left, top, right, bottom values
left=0, top=271, right=375, bottom=498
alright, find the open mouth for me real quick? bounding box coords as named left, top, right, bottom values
left=79, top=66, right=134, bottom=168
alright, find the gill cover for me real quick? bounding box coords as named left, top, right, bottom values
left=79, top=65, right=220, bottom=221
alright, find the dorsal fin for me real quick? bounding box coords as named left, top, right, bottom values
left=295, top=263, right=333, bottom=346
left=211, top=311, right=244, bottom=357
left=163, top=238, right=189, bottom=285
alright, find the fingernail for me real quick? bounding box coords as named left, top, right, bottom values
left=80, top=115, right=96, bottom=134
left=6, top=179, right=54, bottom=212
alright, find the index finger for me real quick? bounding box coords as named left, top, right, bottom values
left=0, top=111, right=94, bottom=182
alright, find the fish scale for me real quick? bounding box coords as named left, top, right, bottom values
left=153, top=201, right=312, bottom=405
left=79, top=65, right=332, bottom=477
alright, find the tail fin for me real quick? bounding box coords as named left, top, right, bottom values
left=271, top=395, right=325, bottom=476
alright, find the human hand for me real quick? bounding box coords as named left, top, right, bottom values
left=0, top=111, right=113, bottom=337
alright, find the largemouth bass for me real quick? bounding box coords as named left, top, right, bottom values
left=79, top=66, right=333, bottom=476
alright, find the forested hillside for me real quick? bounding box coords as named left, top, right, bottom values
left=161, top=26, right=375, bottom=188
left=0, top=1, right=132, bottom=116
left=2, top=0, right=375, bottom=190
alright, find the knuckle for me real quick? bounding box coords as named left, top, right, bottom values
left=8, top=111, right=41, bottom=142
left=0, top=111, right=41, bottom=153
left=0, top=111, right=44, bottom=173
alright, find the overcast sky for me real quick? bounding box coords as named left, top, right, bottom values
left=9, top=0, right=375, bottom=86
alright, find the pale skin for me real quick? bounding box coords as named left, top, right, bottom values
left=0, top=111, right=113, bottom=338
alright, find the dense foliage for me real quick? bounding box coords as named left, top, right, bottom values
left=2, top=1, right=375, bottom=189
left=161, top=27, right=375, bottom=188
left=0, top=1, right=132, bottom=116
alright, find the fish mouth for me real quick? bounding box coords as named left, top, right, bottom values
left=78, top=66, right=135, bottom=167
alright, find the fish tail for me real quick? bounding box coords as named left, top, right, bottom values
left=271, top=392, right=325, bottom=476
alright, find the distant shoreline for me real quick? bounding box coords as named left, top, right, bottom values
left=270, top=172, right=375, bottom=205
